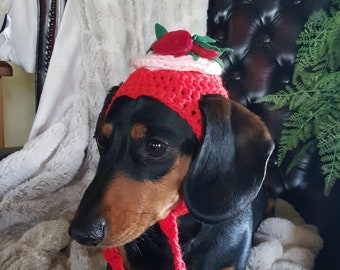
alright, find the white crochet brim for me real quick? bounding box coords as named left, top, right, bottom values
left=133, top=54, right=222, bottom=75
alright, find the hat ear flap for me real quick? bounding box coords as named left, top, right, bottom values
left=183, top=94, right=274, bottom=224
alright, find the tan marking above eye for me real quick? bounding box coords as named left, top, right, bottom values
left=101, top=123, right=113, bottom=138
left=131, top=123, right=147, bottom=139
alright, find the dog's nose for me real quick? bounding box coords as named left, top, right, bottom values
left=68, top=218, right=106, bottom=246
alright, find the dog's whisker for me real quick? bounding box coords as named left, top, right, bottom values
left=126, top=241, right=143, bottom=257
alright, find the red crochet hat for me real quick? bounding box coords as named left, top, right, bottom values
left=103, top=24, right=231, bottom=269
left=105, top=24, right=230, bottom=140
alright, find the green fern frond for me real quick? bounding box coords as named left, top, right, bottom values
left=320, top=130, right=340, bottom=195
left=327, top=25, right=340, bottom=71
left=331, top=0, right=340, bottom=6
left=285, top=140, right=317, bottom=174
left=295, top=11, right=332, bottom=72
left=288, top=90, right=311, bottom=109
left=298, top=72, right=321, bottom=87
left=257, top=0, right=340, bottom=195
left=257, top=90, right=292, bottom=110
left=278, top=115, right=314, bottom=163
left=315, top=71, right=340, bottom=91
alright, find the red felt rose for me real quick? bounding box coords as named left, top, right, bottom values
left=191, top=43, right=220, bottom=59
left=152, top=30, right=193, bottom=57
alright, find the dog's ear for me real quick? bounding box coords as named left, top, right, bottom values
left=94, top=86, right=121, bottom=155
left=95, top=85, right=122, bottom=136
left=184, top=94, right=274, bottom=223
left=96, top=86, right=120, bottom=125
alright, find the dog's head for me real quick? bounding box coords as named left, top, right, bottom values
left=69, top=25, right=274, bottom=248
left=69, top=86, right=274, bottom=247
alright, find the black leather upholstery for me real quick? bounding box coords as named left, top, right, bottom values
left=207, top=0, right=329, bottom=195
left=207, top=1, right=340, bottom=269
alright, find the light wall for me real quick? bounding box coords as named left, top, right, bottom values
left=2, top=64, right=35, bottom=147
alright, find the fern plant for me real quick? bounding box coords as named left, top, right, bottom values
left=258, top=0, right=340, bottom=196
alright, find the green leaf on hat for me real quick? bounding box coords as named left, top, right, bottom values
left=189, top=51, right=200, bottom=61
left=213, top=57, right=225, bottom=69
left=192, top=34, right=217, bottom=44
left=192, top=34, right=233, bottom=56
left=155, top=23, right=168, bottom=40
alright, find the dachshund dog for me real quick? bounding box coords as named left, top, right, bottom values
left=69, top=86, right=274, bottom=270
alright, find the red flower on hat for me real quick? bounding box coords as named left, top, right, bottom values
left=191, top=43, right=219, bottom=59
left=150, top=24, right=232, bottom=64
left=152, top=30, right=193, bottom=57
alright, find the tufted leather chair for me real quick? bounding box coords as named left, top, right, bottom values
left=207, top=0, right=339, bottom=269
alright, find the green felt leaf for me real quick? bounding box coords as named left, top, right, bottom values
left=189, top=51, right=199, bottom=61
left=192, top=34, right=233, bottom=55
left=155, top=23, right=168, bottom=40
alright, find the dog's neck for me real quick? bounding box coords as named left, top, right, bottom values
left=103, top=200, right=188, bottom=270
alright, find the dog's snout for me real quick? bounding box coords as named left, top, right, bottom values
left=68, top=218, right=106, bottom=246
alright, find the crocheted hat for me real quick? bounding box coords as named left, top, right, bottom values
left=105, top=23, right=231, bottom=140
left=103, top=24, right=231, bottom=270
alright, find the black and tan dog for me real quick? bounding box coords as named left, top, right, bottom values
left=69, top=84, right=274, bottom=269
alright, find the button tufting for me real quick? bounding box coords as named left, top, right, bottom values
left=263, top=34, right=271, bottom=43
left=281, top=74, right=290, bottom=84
left=232, top=71, right=241, bottom=81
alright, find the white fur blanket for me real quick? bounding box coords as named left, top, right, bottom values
left=0, top=1, right=323, bottom=269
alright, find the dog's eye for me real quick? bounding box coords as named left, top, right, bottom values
left=145, top=139, right=167, bottom=157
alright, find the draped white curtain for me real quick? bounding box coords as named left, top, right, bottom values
left=0, top=0, right=37, bottom=73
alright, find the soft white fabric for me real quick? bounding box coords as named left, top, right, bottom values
left=0, top=0, right=37, bottom=73
left=247, top=199, right=323, bottom=270
left=0, top=0, right=323, bottom=269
